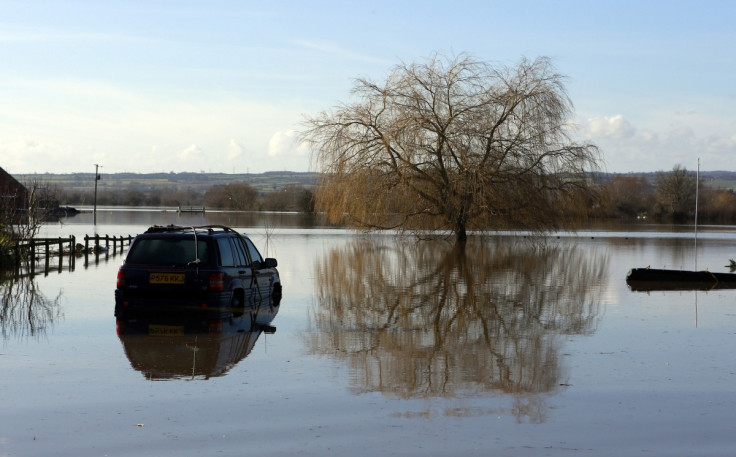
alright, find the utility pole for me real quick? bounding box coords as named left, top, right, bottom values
left=93, top=164, right=101, bottom=225
left=694, top=158, right=699, bottom=271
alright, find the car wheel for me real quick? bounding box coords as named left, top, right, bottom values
left=231, top=291, right=245, bottom=317
left=271, top=283, right=282, bottom=305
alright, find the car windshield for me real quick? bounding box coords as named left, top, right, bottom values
left=125, top=238, right=209, bottom=266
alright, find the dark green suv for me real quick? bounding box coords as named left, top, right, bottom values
left=115, top=225, right=281, bottom=317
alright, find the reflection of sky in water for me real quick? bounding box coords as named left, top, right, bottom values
left=3, top=212, right=735, bottom=456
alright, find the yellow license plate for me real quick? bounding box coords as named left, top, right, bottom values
left=149, top=272, right=185, bottom=284
left=149, top=324, right=184, bottom=336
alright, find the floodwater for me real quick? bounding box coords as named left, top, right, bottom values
left=2, top=209, right=736, bottom=456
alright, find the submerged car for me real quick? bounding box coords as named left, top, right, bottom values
left=115, top=225, right=281, bottom=317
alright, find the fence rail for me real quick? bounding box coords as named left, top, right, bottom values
left=177, top=205, right=205, bottom=214
left=10, top=234, right=134, bottom=275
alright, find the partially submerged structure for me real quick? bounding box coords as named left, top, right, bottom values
left=626, top=267, right=736, bottom=291
left=0, top=167, right=28, bottom=212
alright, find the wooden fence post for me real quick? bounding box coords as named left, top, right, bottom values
left=84, top=235, right=90, bottom=266
left=44, top=241, right=50, bottom=273
left=58, top=238, right=64, bottom=272
left=71, top=235, right=76, bottom=269
left=14, top=242, right=20, bottom=270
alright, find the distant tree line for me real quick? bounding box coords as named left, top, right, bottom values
left=8, top=165, right=735, bottom=226
left=60, top=183, right=315, bottom=213
left=597, top=165, right=736, bottom=223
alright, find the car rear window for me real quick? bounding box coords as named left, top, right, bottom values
left=125, top=238, right=210, bottom=266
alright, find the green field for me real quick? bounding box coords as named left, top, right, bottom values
left=707, top=178, right=736, bottom=191
left=17, top=171, right=319, bottom=194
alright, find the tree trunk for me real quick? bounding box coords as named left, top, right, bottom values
left=456, top=225, right=467, bottom=242
left=455, top=201, right=469, bottom=242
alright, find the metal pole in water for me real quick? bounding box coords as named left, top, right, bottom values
left=93, top=164, right=101, bottom=225
left=694, top=158, right=699, bottom=271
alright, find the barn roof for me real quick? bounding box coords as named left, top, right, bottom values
left=0, top=166, right=28, bottom=195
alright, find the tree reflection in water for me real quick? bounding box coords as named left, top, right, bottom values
left=308, top=237, right=607, bottom=423
left=0, top=272, right=62, bottom=341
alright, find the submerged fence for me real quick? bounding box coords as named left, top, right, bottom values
left=9, top=234, right=134, bottom=275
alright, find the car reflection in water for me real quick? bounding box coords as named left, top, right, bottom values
left=116, top=297, right=279, bottom=381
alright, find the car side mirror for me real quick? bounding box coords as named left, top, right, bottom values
left=253, top=258, right=277, bottom=269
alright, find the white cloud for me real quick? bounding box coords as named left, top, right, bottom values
left=579, top=113, right=736, bottom=172
left=263, top=130, right=311, bottom=171
left=0, top=138, right=72, bottom=174
left=702, top=134, right=736, bottom=153
left=0, top=74, right=313, bottom=173
left=581, top=115, right=635, bottom=140
left=227, top=139, right=246, bottom=160
left=178, top=144, right=203, bottom=161
left=268, top=130, right=304, bottom=157
left=665, top=125, right=695, bottom=141
left=637, top=130, right=658, bottom=144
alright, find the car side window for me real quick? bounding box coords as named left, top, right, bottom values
left=216, top=238, right=236, bottom=266
left=244, top=238, right=263, bottom=264
left=231, top=237, right=250, bottom=267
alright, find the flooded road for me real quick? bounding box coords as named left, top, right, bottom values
left=2, top=211, right=736, bottom=456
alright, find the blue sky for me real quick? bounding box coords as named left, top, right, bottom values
left=1, top=0, right=734, bottom=174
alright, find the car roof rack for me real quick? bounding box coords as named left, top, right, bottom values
left=143, top=224, right=236, bottom=235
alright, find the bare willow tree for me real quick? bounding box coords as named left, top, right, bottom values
left=302, top=54, right=600, bottom=241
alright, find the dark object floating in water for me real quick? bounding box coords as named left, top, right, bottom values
left=626, top=267, right=736, bottom=291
